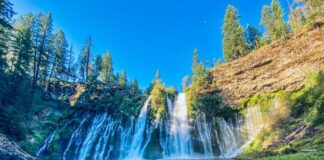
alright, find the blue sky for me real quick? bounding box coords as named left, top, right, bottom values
left=11, top=0, right=289, bottom=90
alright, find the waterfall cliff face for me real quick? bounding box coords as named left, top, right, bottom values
left=37, top=93, right=264, bottom=159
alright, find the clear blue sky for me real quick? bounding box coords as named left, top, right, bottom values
left=11, top=0, right=289, bottom=90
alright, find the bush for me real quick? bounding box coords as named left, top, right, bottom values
left=290, top=70, right=324, bottom=125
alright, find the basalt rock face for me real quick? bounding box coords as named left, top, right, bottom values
left=0, top=134, right=37, bottom=160
left=212, top=26, right=324, bottom=105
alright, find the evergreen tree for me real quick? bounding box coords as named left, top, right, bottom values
left=66, top=44, right=74, bottom=81
left=261, top=0, right=288, bottom=41
left=80, top=36, right=92, bottom=82
left=245, top=24, right=261, bottom=50
left=222, top=5, right=248, bottom=62
left=46, top=29, right=68, bottom=91
left=32, top=12, right=53, bottom=87
left=191, top=49, right=205, bottom=84
left=145, top=70, right=161, bottom=94
left=289, top=0, right=323, bottom=30
left=0, top=0, right=15, bottom=70
left=119, top=69, right=127, bottom=88
left=99, top=52, right=113, bottom=83
left=297, top=0, right=323, bottom=18
left=10, top=13, right=33, bottom=76
left=94, top=54, right=102, bottom=79
left=130, top=79, right=140, bottom=96
left=192, top=49, right=199, bottom=73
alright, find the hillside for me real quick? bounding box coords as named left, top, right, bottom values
left=211, top=25, right=324, bottom=105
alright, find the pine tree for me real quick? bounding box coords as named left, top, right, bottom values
left=46, top=29, right=68, bottom=91
left=94, top=54, right=102, bottom=80
left=10, top=13, right=34, bottom=76
left=80, top=36, right=92, bottom=82
left=99, top=52, right=113, bottom=83
left=0, top=0, right=15, bottom=70
left=222, top=5, right=248, bottom=62
left=119, top=69, right=127, bottom=88
left=297, top=0, right=324, bottom=18
left=261, top=0, right=288, bottom=41
left=289, top=0, right=323, bottom=30
left=66, top=44, right=74, bottom=81
left=130, top=79, right=140, bottom=96
left=191, top=49, right=205, bottom=84
left=192, top=48, right=199, bottom=73
left=245, top=24, right=261, bottom=50
left=146, top=70, right=161, bottom=94
left=32, top=12, right=53, bottom=87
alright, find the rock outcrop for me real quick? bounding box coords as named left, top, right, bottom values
left=212, top=26, right=324, bottom=105
left=0, top=134, right=37, bottom=160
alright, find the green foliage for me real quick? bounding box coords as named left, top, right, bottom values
left=185, top=49, right=231, bottom=118
left=222, top=5, right=249, bottom=62
left=150, top=80, right=167, bottom=119
left=81, top=82, right=144, bottom=117
left=45, top=29, right=68, bottom=91
left=33, top=12, right=54, bottom=87
left=10, top=13, right=33, bottom=76
left=79, top=36, right=92, bottom=82
left=93, top=54, right=102, bottom=79
left=99, top=52, right=114, bottom=83
left=130, top=79, right=141, bottom=96
left=119, top=69, right=127, bottom=88
left=240, top=71, right=324, bottom=159
left=0, top=0, right=15, bottom=70
left=166, top=86, right=177, bottom=102
left=290, top=70, right=324, bottom=125
left=194, top=93, right=236, bottom=119
left=258, top=152, right=324, bottom=160
left=260, top=0, right=288, bottom=41
left=119, top=96, right=145, bottom=117
left=290, top=0, right=324, bottom=30
left=241, top=128, right=279, bottom=155
left=243, top=91, right=286, bottom=112
left=245, top=24, right=261, bottom=50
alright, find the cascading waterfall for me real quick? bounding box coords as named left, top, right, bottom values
left=166, top=93, right=192, bottom=158
left=62, top=115, right=88, bottom=160
left=37, top=93, right=266, bottom=160
left=126, top=96, right=151, bottom=159
left=245, top=106, right=264, bottom=140
left=36, top=128, right=57, bottom=156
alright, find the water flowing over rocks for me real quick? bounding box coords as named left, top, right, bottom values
left=211, top=27, right=324, bottom=105
left=36, top=94, right=265, bottom=159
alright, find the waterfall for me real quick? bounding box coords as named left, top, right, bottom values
left=245, top=106, right=264, bottom=140
left=36, top=128, right=57, bottom=156
left=62, top=115, right=88, bottom=160
left=166, top=93, right=192, bottom=158
left=126, top=96, right=151, bottom=159
left=38, top=94, right=266, bottom=160
left=77, top=113, right=108, bottom=160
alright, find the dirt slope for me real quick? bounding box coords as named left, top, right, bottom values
left=212, top=26, right=324, bottom=105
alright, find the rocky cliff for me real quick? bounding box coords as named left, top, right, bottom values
left=0, top=134, right=37, bottom=160
left=212, top=26, right=324, bottom=105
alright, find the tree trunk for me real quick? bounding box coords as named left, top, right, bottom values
left=32, top=35, right=45, bottom=89
left=45, top=56, right=57, bottom=92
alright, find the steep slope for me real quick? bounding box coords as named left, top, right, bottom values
left=212, top=26, right=324, bottom=105
left=0, top=134, right=37, bottom=160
